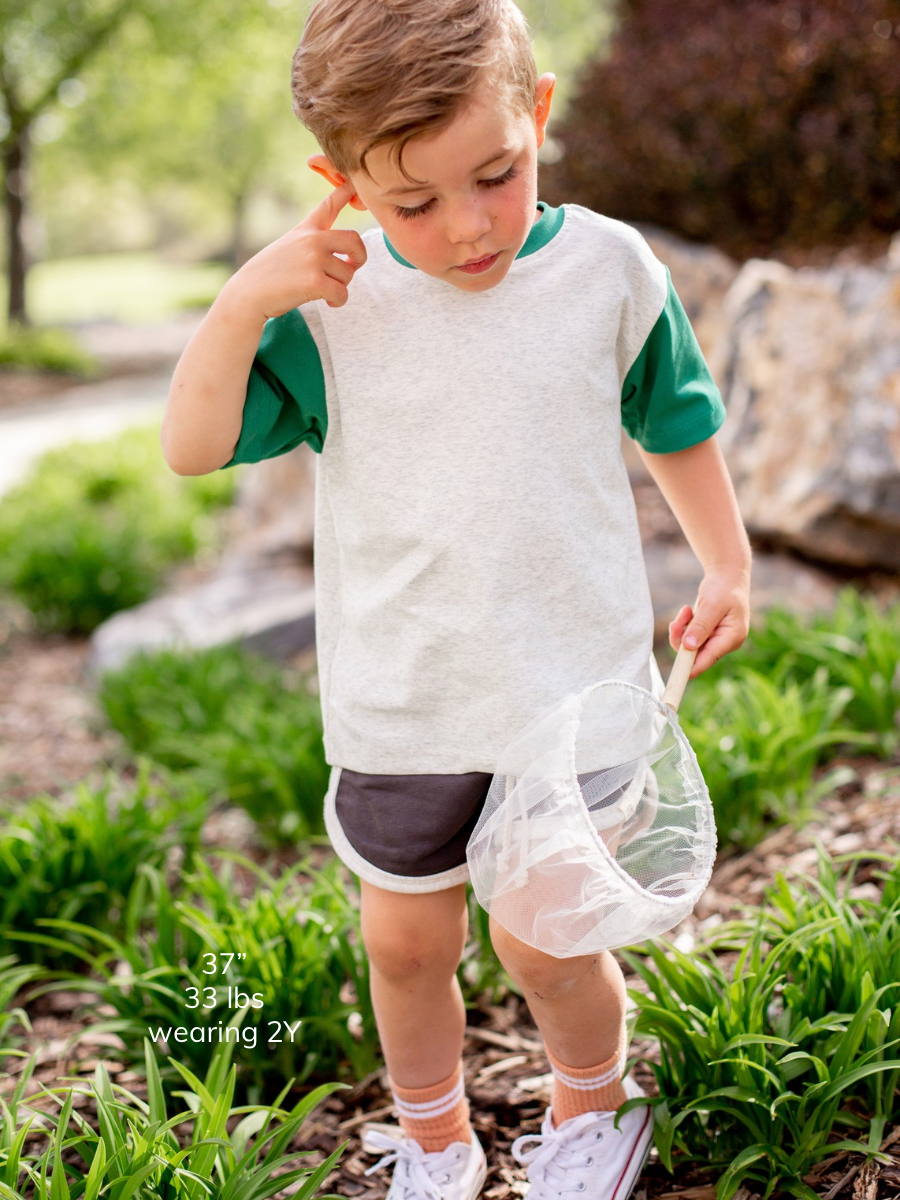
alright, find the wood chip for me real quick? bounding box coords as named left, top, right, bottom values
left=466, top=1028, right=544, bottom=1054
left=852, top=1160, right=880, bottom=1200
left=338, top=1103, right=396, bottom=1132
left=477, top=1055, right=529, bottom=1080
left=653, top=1187, right=717, bottom=1200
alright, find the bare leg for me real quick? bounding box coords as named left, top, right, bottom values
left=489, top=915, right=626, bottom=1067
left=360, top=879, right=469, bottom=1087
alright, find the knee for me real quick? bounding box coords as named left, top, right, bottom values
left=489, top=914, right=592, bottom=999
left=362, top=909, right=465, bottom=984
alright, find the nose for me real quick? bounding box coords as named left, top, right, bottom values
left=445, top=195, right=492, bottom=245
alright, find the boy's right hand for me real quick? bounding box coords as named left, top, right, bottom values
left=222, top=180, right=367, bottom=320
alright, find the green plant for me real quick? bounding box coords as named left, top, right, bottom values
left=547, top=0, right=900, bottom=258
left=1, top=1035, right=346, bottom=1199
left=737, top=590, right=900, bottom=756
left=457, top=888, right=517, bottom=1006
left=0, top=957, right=40, bottom=1065
left=23, top=854, right=378, bottom=1099
left=679, top=665, right=869, bottom=849
left=0, top=768, right=207, bottom=965
left=99, top=645, right=329, bottom=843
left=624, top=848, right=900, bottom=1199
left=758, top=847, right=900, bottom=1139
left=0, top=326, right=98, bottom=376
left=0, top=426, right=237, bottom=633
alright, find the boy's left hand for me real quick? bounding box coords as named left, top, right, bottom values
left=669, top=564, right=751, bottom=676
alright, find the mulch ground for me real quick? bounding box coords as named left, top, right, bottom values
left=2, top=605, right=900, bottom=1198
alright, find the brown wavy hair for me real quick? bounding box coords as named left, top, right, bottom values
left=292, top=0, right=537, bottom=181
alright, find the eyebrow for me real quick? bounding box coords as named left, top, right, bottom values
left=382, top=147, right=514, bottom=197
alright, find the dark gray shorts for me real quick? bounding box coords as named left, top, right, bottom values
left=323, top=766, right=492, bottom=893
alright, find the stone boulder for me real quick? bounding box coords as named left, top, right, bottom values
left=635, top=224, right=740, bottom=360
left=713, top=240, right=900, bottom=571
left=90, top=561, right=315, bottom=675
left=90, top=446, right=318, bottom=674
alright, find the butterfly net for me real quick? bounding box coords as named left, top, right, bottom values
left=466, top=680, right=716, bottom=957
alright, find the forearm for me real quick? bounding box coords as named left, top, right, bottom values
left=161, top=282, right=266, bottom=476
left=638, top=435, right=751, bottom=672
left=637, top=436, right=751, bottom=574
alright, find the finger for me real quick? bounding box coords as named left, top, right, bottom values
left=305, top=179, right=358, bottom=231
left=323, top=254, right=357, bottom=288
left=691, top=629, right=732, bottom=676
left=682, top=607, right=715, bottom=653
left=324, top=228, right=367, bottom=268
left=321, top=278, right=351, bottom=308
left=668, top=604, right=693, bottom=650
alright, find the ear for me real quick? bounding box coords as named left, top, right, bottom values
left=307, top=154, right=368, bottom=211
left=533, top=73, right=556, bottom=149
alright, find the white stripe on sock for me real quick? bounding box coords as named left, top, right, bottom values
left=392, top=1077, right=464, bottom=1120
left=550, top=1059, right=622, bottom=1090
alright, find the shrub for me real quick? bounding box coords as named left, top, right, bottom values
left=0, top=1036, right=346, bottom=1200
left=736, top=589, right=900, bottom=756
left=546, top=0, right=900, bottom=258
left=99, top=644, right=329, bottom=844
left=624, top=848, right=900, bottom=1199
left=679, top=665, right=869, bottom=849
left=25, top=855, right=378, bottom=1100
left=0, top=956, right=39, bottom=1063
left=677, top=588, right=898, bottom=850
left=0, top=769, right=206, bottom=966
left=0, top=325, right=98, bottom=376
left=0, top=425, right=237, bottom=634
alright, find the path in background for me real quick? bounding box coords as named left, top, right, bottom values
left=0, top=314, right=205, bottom=496
left=0, top=373, right=169, bottom=497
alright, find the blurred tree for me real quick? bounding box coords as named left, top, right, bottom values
left=545, top=0, right=900, bottom=258
left=520, top=0, right=615, bottom=107
left=37, top=0, right=307, bottom=270
left=1, top=0, right=304, bottom=324
left=0, top=0, right=141, bottom=324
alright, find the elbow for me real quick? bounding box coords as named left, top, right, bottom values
left=160, top=425, right=227, bottom=476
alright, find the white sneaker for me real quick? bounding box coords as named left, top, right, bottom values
left=511, top=1076, right=653, bottom=1200
left=363, top=1127, right=487, bottom=1200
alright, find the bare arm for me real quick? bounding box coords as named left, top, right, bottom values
left=638, top=435, right=752, bottom=676
left=161, top=181, right=365, bottom=476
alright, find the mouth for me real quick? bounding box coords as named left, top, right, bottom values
left=457, top=252, right=500, bottom=275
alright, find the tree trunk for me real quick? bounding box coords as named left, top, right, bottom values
left=3, top=128, right=30, bottom=326
left=229, top=187, right=249, bottom=271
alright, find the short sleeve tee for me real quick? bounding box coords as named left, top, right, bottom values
left=224, top=202, right=725, bottom=772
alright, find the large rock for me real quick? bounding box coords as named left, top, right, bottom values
left=90, top=446, right=318, bottom=674
left=227, top=444, right=317, bottom=564
left=713, top=244, right=900, bottom=570
left=636, top=224, right=740, bottom=359
left=90, top=561, right=315, bottom=675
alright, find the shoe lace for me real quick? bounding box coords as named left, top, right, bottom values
left=511, top=1112, right=608, bottom=1197
left=364, top=1131, right=463, bottom=1200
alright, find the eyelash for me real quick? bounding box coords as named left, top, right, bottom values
left=394, top=165, right=519, bottom=220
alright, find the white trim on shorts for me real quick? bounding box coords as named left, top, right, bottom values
left=324, top=767, right=472, bottom=894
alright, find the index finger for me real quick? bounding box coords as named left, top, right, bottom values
left=304, top=179, right=358, bottom=231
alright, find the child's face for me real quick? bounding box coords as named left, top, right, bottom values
left=310, top=72, right=554, bottom=293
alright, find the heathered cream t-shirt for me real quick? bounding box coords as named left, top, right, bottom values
left=225, top=203, right=724, bottom=773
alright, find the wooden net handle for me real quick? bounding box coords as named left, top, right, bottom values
left=662, top=644, right=697, bottom=712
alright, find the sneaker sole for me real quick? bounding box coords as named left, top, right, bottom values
left=611, top=1105, right=654, bottom=1200
left=465, top=1152, right=488, bottom=1200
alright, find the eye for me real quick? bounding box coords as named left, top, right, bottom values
left=481, top=165, right=518, bottom=188
left=394, top=197, right=437, bottom=220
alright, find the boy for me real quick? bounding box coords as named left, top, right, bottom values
left=162, top=2, right=752, bottom=1198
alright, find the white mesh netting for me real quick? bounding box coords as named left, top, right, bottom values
left=466, top=680, right=717, bottom=957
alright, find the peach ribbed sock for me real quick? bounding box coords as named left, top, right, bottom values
left=546, top=1044, right=628, bottom=1126
left=390, top=1062, right=472, bottom=1153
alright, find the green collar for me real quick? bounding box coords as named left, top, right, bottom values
left=383, top=201, right=565, bottom=269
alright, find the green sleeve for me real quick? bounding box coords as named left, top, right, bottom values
left=620, top=268, right=725, bottom=453
left=222, top=307, right=328, bottom=467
